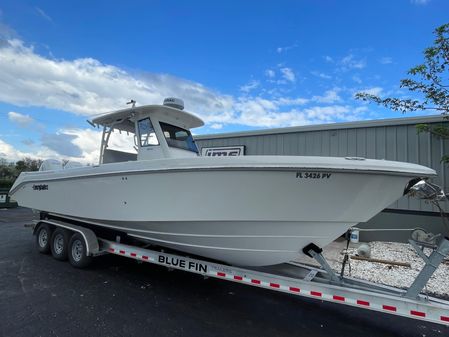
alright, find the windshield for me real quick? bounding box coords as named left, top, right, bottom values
left=138, top=118, right=159, bottom=146
left=160, top=122, right=198, bottom=153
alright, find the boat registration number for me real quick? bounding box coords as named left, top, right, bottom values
left=296, top=172, right=332, bottom=179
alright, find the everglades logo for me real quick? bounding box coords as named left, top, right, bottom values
left=201, top=146, right=245, bottom=157
left=32, top=184, right=48, bottom=191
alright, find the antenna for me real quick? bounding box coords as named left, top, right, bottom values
left=127, top=99, right=136, bottom=108
left=86, top=120, right=96, bottom=128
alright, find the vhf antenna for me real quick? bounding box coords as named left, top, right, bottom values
left=127, top=99, right=136, bottom=108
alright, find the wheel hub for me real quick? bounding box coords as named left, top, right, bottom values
left=72, top=239, right=83, bottom=262
left=54, top=234, right=64, bottom=254
left=38, top=229, right=48, bottom=247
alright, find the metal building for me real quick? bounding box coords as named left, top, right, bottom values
left=195, top=115, right=449, bottom=242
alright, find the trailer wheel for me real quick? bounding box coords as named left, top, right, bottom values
left=50, top=228, right=70, bottom=261
left=36, top=224, right=53, bottom=254
left=68, top=233, right=92, bottom=268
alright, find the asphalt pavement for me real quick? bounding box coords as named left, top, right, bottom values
left=0, top=207, right=447, bottom=337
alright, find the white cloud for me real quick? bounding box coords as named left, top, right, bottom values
left=379, top=57, right=393, bottom=64
left=280, top=67, right=296, bottom=82
left=0, top=37, right=376, bottom=162
left=411, top=0, right=430, bottom=5
left=0, top=39, right=234, bottom=123
left=265, top=69, right=275, bottom=78
left=276, top=42, right=298, bottom=54
left=324, top=56, right=334, bottom=63
left=339, top=54, right=366, bottom=71
left=240, top=80, right=260, bottom=93
left=312, top=89, right=342, bottom=104
left=8, top=111, right=35, bottom=128
left=352, top=75, right=362, bottom=84
left=210, top=123, right=223, bottom=130
left=35, top=7, right=53, bottom=22
left=275, top=97, right=309, bottom=106
left=311, top=71, right=331, bottom=80
left=0, top=137, right=65, bottom=162
left=232, top=93, right=364, bottom=128
left=359, top=87, right=383, bottom=96
left=40, top=132, right=82, bottom=157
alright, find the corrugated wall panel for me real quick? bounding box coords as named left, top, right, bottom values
left=196, top=120, right=449, bottom=212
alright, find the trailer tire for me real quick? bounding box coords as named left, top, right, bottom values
left=50, top=228, right=70, bottom=261
left=36, top=223, right=52, bottom=254
left=68, top=233, right=92, bottom=268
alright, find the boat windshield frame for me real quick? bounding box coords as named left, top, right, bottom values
left=159, top=122, right=199, bottom=153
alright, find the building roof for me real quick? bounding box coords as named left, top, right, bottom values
left=196, top=114, right=448, bottom=140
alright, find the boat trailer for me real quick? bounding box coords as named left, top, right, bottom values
left=32, top=217, right=449, bottom=327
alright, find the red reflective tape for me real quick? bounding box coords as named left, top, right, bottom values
left=108, top=248, right=115, bottom=253
left=311, top=291, right=322, bottom=297
left=382, top=305, right=397, bottom=312
left=142, top=256, right=149, bottom=260
left=289, top=287, right=300, bottom=293
left=441, top=316, right=449, bottom=322
left=270, top=283, right=280, bottom=288
left=410, top=310, right=425, bottom=317
left=357, top=300, right=370, bottom=306
left=251, top=279, right=261, bottom=284
left=217, top=272, right=226, bottom=277
left=333, top=295, right=345, bottom=302
left=233, top=275, right=243, bottom=281
left=119, top=250, right=125, bottom=254
left=130, top=253, right=137, bottom=257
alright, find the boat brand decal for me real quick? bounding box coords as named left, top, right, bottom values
left=296, top=172, right=331, bottom=179
left=158, top=255, right=207, bottom=273
left=201, top=146, right=245, bottom=157
left=32, top=184, right=49, bottom=191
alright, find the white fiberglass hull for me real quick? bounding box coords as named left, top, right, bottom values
left=9, top=156, right=435, bottom=266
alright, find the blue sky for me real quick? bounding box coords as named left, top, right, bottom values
left=0, top=0, right=448, bottom=162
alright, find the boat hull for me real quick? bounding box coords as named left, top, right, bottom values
left=10, top=163, right=419, bottom=266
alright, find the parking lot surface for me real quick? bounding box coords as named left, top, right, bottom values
left=0, top=207, right=447, bottom=337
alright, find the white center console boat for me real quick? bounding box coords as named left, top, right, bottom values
left=9, top=98, right=436, bottom=266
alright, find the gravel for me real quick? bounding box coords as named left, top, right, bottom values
left=324, top=241, right=449, bottom=299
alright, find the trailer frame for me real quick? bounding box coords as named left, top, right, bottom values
left=32, top=218, right=449, bottom=327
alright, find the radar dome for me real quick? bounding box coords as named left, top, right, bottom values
left=163, top=97, right=184, bottom=110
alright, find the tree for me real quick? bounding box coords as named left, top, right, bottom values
left=356, top=23, right=449, bottom=161
left=15, top=157, right=42, bottom=172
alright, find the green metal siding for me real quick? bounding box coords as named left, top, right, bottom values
left=196, top=118, right=449, bottom=213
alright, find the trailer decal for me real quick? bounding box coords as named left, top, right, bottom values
left=158, top=255, right=207, bottom=273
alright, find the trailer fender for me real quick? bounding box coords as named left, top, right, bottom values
left=33, top=220, right=99, bottom=256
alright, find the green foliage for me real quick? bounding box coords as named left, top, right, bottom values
left=0, top=157, right=42, bottom=187
left=356, top=23, right=449, bottom=163
left=15, top=158, right=42, bottom=172
left=0, top=179, right=14, bottom=189
left=356, top=23, right=449, bottom=115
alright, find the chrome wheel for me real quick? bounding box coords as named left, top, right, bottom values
left=71, top=239, right=83, bottom=262
left=38, top=229, right=48, bottom=248
left=54, top=233, right=64, bottom=255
